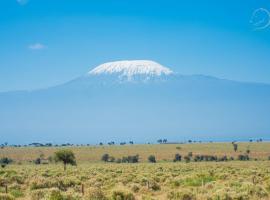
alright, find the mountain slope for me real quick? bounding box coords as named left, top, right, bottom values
left=0, top=60, right=270, bottom=144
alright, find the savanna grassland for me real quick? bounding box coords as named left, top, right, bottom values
left=1, top=142, right=270, bottom=163
left=0, top=142, right=270, bottom=200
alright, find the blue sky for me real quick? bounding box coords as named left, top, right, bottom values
left=0, top=0, right=270, bottom=91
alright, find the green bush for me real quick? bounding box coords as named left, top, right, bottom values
left=48, top=190, right=64, bottom=200
left=167, top=190, right=195, bottom=200
left=238, top=154, right=249, bottom=161
left=0, top=194, right=15, bottom=200
left=111, top=190, right=135, bottom=200
left=0, top=157, right=13, bottom=165
left=173, top=154, right=181, bottom=162
left=101, top=154, right=109, bottom=162
left=148, top=155, right=156, bottom=163
left=86, top=188, right=107, bottom=200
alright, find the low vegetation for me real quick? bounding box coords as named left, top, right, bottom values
left=0, top=142, right=269, bottom=199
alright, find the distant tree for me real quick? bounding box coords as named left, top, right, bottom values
left=163, top=139, right=167, bottom=144
left=54, top=149, right=76, bottom=170
left=122, top=156, right=128, bottom=163
left=246, top=148, right=251, bottom=155
left=249, top=139, right=253, bottom=143
left=34, top=157, right=41, bottom=165
left=148, top=155, right=156, bottom=163
left=173, top=154, right=181, bottom=162
left=101, top=154, right=109, bottom=162
left=233, top=143, right=238, bottom=152
left=129, top=141, right=134, bottom=145
left=120, top=142, right=126, bottom=145
left=238, top=154, right=249, bottom=161
left=128, top=155, right=139, bottom=163
left=157, top=139, right=162, bottom=144
left=99, top=142, right=103, bottom=146
left=0, top=157, right=13, bottom=165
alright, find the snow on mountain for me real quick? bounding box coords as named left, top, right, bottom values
left=88, top=60, right=173, bottom=80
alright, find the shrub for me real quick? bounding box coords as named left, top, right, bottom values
left=149, top=181, right=161, bottom=191
left=34, top=158, right=41, bottom=165
left=238, top=154, right=249, bottom=161
left=48, top=190, right=64, bottom=200
left=0, top=157, right=13, bottom=165
left=111, top=190, right=135, bottom=200
left=10, top=188, right=24, bottom=198
left=86, top=188, right=107, bottom=200
left=173, top=154, right=181, bottom=162
left=148, top=155, right=156, bottom=163
left=268, top=156, right=270, bottom=160
left=127, top=155, right=139, bottom=163
left=0, top=194, right=15, bottom=200
left=121, top=155, right=139, bottom=163
left=167, top=190, right=195, bottom=200
left=101, top=154, right=109, bottom=162
left=31, top=189, right=46, bottom=200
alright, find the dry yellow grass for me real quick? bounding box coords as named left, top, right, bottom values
left=0, top=142, right=269, bottom=163
left=0, top=161, right=270, bottom=199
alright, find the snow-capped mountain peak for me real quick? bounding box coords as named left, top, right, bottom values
left=88, top=60, right=173, bottom=79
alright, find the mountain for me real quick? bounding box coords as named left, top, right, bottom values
left=1, top=60, right=270, bottom=144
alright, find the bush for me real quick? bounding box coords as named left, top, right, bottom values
left=0, top=194, right=15, bottom=200
left=173, top=154, right=181, bottom=162
left=149, top=181, right=161, bottom=191
left=34, top=158, right=41, bottom=165
left=167, top=190, right=195, bottom=200
left=121, top=155, right=139, bottom=163
left=101, top=154, right=109, bottom=162
left=148, top=155, right=156, bottom=163
left=87, top=188, right=107, bottom=200
left=48, top=190, right=64, bottom=200
left=112, top=190, right=135, bottom=200
left=238, top=154, right=249, bottom=161
left=0, top=157, right=13, bottom=165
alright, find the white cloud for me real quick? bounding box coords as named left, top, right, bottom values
left=28, top=43, right=46, bottom=50
left=17, top=0, right=29, bottom=5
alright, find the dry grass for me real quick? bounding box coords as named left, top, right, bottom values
left=0, top=142, right=269, bottom=163
left=0, top=161, right=270, bottom=199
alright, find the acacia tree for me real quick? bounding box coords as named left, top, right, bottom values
left=54, top=149, right=76, bottom=170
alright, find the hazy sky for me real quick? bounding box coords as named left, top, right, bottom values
left=0, top=0, right=270, bottom=91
